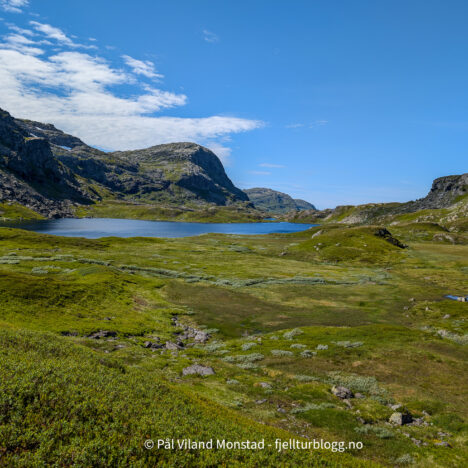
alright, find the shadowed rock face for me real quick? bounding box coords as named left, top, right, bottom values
left=244, top=187, right=316, bottom=214
left=410, top=173, right=468, bottom=209
left=0, top=109, right=92, bottom=217
left=0, top=107, right=250, bottom=217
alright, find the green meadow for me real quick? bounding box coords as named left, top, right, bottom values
left=0, top=222, right=466, bottom=467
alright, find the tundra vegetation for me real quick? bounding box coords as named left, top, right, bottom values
left=0, top=218, right=467, bottom=467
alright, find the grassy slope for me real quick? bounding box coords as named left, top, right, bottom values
left=0, top=203, right=44, bottom=221
left=75, top=200, right=265, bottom=223
left=0, top=224, right=467, bottom=466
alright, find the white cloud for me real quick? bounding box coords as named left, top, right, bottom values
left=0, top=24, right=262, bottom=152
left=286, top=123, right=304, bottom=128
left=29, top=21, right=74, bottom=46
left=202, top=29, right=219, bottom=43
left=29, top=21, right=96, bottom=49
left=259, top=163, right=285, bottom=168
left=0, top=32, right=44, bottom=55
left=122, top=54, right=163, bottom=80
left=1, top=0, right=28, bottom=13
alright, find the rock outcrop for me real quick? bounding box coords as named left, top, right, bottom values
left=244, top=187, right=316, bottom=214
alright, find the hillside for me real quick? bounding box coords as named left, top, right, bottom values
left=244, top=187, right=316, bottom=214
left=0, top=222, right=466, bottom=466
left=286, top=173, right=468, bottom=231
left=0, top=108, right=252, bottom=220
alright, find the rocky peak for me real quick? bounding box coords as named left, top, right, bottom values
left=415, top=173, right=467, bottom=209
left=244, top=187, right=316, bottom=214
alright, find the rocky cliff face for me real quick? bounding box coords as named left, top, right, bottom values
left=0, top=109, right=92, bottom=217
left=244, top=187, right=316, bottom=214
left=408, top=173, right=467, bottom=210
left=0, top=108, right=249, bottom=218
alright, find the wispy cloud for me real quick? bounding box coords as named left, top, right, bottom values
left=259, top=163, right=285, bottom=168
left=1, top=0, right=28, bottom=13
left=310, top=119, right=328, bottom=128
left=0, top=20, right=262, bottom=152
left=286, top=120, right=328, bottom=129
left=249, top=170, right=271, bottom=175
left=202, top=29, right=219, bottom=43
left=29, top=21, right=96, bottom=49
left=122, top=54, right=163, bottom=80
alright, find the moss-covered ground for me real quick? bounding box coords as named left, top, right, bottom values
left=0, top=222, right=466, bottom=467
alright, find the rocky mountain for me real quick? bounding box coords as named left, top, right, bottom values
left=293, top=198, right=316, bottom=211
left=0, top=108, right=249, bottom=218
left=286, top=173, right=468, bottom=227
left=244, top=187, right=316, bottom=214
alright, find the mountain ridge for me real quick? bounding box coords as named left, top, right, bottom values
left=0, top=108, right=250, bottom=218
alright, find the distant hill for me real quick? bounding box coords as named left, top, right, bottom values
left=244, top=187, right=316, bottom=214
left=0, top=107, right=250, bottom=218
left=286, top=173, right=468, bottom=229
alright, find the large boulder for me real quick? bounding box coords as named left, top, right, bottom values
left=389, top=412, right=413, bottom=425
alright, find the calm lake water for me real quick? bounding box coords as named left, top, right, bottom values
left=1, top=218, right=316, bottom=239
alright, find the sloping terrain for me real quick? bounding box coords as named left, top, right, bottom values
left=0, top=108, right=252, bottom=220
left=244, top=187, right=316, bottom=214
left=286, top=174, right=468, bottom=230
left=0, top=224, right=466, bottom=466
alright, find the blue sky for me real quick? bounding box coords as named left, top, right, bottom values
left=0, top=0, right=466, bottom=208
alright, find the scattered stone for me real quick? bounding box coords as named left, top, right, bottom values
left=389, top=412, right=413, bottom=426
left=300, top=350, right=317, bottom=358
left=182, top=364, right=215, bottom=376
left=443, top=314, right=451, bottom=319
left=354, top=393, right=365, bottom=399
left=316, top=344, right=328, bottom=350
left=277, top=407, right=286, bottom=414
left=165, top=341, right=181, bottom=350
left=331, top=386, right=354, bottom=399
left=257, top=382, right=271, bottom=389
left=194, top=331, right=210, bottom=343
left=88, top=330, right=117, bottom=339
left=61, top=331, right=78, bottom=336
left=226, top=379, right=239, bottom=385
left=390, top=404, right=402, bottom=411
left=256, top=399, right=267, bottom=404
left=410, top=417, right=428, bottom=427
left=343, top=399, right=353, bottom=409
left=411, top=438, right=422, bottom=446
left=434, top=441, right=450, bottom=447
left=143, top=341, right=152, bottom=348
left=437, top=431, right=450, bottom=438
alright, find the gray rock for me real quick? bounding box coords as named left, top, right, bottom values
left=182, top=364, right=215, bottom=376
left=434, top=441, right=450, bottom=447
left=165, top=341, right=181, bottom=350
left=331, top=386, right=354, bottom=399
left=88, top=330, right=117, bottom=339
left=389, top=412, right=413, bottom=425
left=258, top=382, right=271, bottom=389
left=194, top=331, right=210, bottom=343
